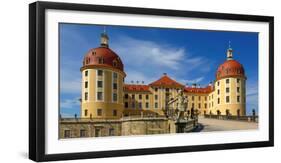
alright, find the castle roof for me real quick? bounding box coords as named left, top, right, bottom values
left=184, top=85, right=213, bottom=94
left=124, top=84, right=151, bottom=92
left=149, top=74, right=184, bottom=88
left=216, top=59, right=245, bottom=80
left=82, top=47, right=124, bottom=71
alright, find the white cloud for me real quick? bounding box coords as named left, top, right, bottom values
left=125, top=70, right=158, bottom=84
left=113, top=36, right=209, bottom=71
left=179, top=77, right=205, bottom=85
left=110, top=36, right=211, bottom=85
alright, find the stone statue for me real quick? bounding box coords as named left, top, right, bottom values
left=176, top=90, right=188, bottom=120
left=167, top=89, right=188, bottom=120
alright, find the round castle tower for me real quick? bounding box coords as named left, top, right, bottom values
left=212, top=47, right=246, bottom=116
left=80, top=31, right=126, bottom=119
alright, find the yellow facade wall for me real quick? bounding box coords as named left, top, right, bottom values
left=81, top=68, right=246, bottom=118
left=81, top=67, right=125, bottom=119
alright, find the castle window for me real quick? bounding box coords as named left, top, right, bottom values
left=192, top=96, right=194, bottom=101
left=85, top=81, right=88, bottom=88
left=155, top=88, right=158, bottom=92
left=237, top=79, right=240, bottom=83
left=113, top=93, right=117, bottom=102
left=217, top=89, right=220, bottom=95
left=97, top=109, right=102, bottom=116
left=237, top=96, right=240, bottom=102
left=98, top=81, right=103, bottom=88
left=64, top=130, right=71, bottom=138
left=125, top=102, right=128, bottom=108
left=226, top=96, right=230, bottom=103
left=97, top=92, right=103, bottom=100
left=205, top=96, right=207, bottom=100
left=109, top=128, right=115, bottom=136
left=217, top=81, right=220, bottom=86
left=166, top=88, right=170, bottom=92
left=84, top=92, right=88, bottom=101
left=80, top=130, right=86, bottom=137
left=218, top=98, right=220, bottom=104
left=132, top=94, right=135, bottom=100
left=205, top=103, right=207, bottom=108
left=84, top=109, right=88, bottom=116
left=226, top=78, right=230, bottom=84
left=113, top=72, right=117, bottom=79
left=155, top=95, right=158, bottom=100
left=155, top=102, right=158, bottom=108
left=85, top=70, right=88, bottom=77
left=212, top=102, right=213, bottom=107
left=139, top=94, right=142, bottom=100
left=97, top=70, right=103, bottom=76
left=146, top=94, right=149, bottom=100
left=226, top=87, right=230, bottom=93
left=199, top=96, right=201, bottom=101
left=139, top=102, right=142, bottom=109
left=237, top=87, right=240, bottom=93
left=124, top=94, right=128, bottom=99
left=146, top=102, right=149, bottom=108
left=199, top=103, right=201, bottom=109
left=113, top=83, right=117, bottom=89
left=132, top=102, right=135, bottom=108
left=192, top=103, right=194, bottom=108
left=113, top=109, right=117, bottom=116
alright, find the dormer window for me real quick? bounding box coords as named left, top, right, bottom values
left=85, top=58, right=90, bottom=64
left=113, top=60, right=118, bottom=67
left=98, top=57, right=104, bottom=64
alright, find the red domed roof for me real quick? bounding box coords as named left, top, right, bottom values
left=82, top=47, right=124, bottom=71
left=216, top=59, right=245, bottom=80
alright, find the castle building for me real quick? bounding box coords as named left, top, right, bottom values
left=60, top=31, right=247, bottom=139
left=80, top=31, right=246, bottom=119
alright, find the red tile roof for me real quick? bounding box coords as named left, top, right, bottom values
left=149, top=74, right=184, bottom=87
left=216, top=60, right=245, bottom=80
left=82, top=47, right=124, bottom=71
left=124, top=84, right=151, bottom=92
left=184, top=85, right=213, bottom=94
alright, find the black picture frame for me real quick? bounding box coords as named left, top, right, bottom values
left=29, top=1, right=274, bottom=162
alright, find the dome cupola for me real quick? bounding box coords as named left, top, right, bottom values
left=216, top=46, right=245, bottom=80
left=81, top=30, right=124, bottom=72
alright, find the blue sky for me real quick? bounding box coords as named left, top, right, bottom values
left=59, top=23, right=258, bottom=117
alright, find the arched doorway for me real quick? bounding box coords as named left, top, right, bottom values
left=237, top=109, right=240, bottom=117
left=226, top=109, right=230, bottom=116
left=216, top=110, right=220, bottom=115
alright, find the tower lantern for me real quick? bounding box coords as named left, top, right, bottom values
left=100, top=27, right=109, bottom=47
left=227, top=41, right=233, bottom=60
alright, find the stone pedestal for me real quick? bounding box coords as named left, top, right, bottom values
left=175, top=119, right=189, bottom=133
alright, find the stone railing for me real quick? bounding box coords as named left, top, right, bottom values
left=204, top=114, right=258, bottom=123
